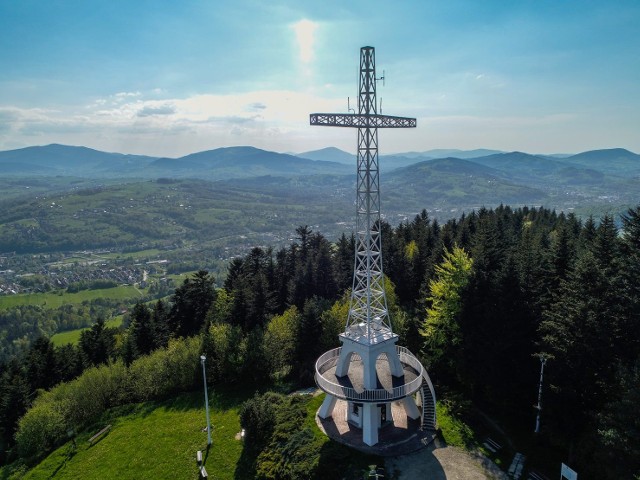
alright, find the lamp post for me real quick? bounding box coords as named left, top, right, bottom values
left=534, top=355, right=548, bottom=434
left=200, top=354, right=212, bottom=445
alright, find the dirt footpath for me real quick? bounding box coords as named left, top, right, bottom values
left=386, top=438, right=508, bottom=480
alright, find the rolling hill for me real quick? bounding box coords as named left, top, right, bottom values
left=383, top=157, right=545, bottom=212
left=0, top=144, right=350, bottom=180
left=152, top=146, right=350, bottom=178
left=559, top=148, right=640, bottom=176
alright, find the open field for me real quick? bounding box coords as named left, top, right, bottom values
left=13, top=390, right=243, bottom=480
left=0, top=285, right=144, bottom=310
left=50, top=316, right=124, bottom=346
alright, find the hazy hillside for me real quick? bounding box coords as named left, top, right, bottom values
left=560, top=148, right=640, bottom=176
left=297, top=147, right=355, bottom=164
left=155, top=146, right=351, bottom=178
left=297, top=147, right=431, bottom=171
left=395, top=148, right=504, bottom=159
left=384, top=157, right=545, bottom=212
left=0, top=144, right=350, bottom=180
left=0, top=144, right=157, bottom=176
left=1, top=144, right=640, bottom=237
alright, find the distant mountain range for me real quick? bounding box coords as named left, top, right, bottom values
left=2, top=143, right=640, bottom=218
left=0, top=144, right=350, bottom=180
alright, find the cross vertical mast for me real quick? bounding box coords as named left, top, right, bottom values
left=310, top=46, right=415, bottom=344
left=353, top=46, right=386, bottom=342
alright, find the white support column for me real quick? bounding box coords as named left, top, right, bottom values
left=334, top=349, right=353, bottom=377
left=387, top=351, right=404, bottom=377
left=319, top=395, right=337, bottom=419
left=363, top=350, right=378, bottom=390
left=402, top=396, right=420, bottom=419
left=362, top=403, right=379, bottom=446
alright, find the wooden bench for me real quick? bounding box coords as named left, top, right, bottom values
left=88, top=425, right=111, bottom=445
left=529, top=472, right=548, bottom=480
left=482, top=437, right=502, bottom=453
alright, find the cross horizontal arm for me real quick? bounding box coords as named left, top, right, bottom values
left=310, top=113, right=416, bottom=128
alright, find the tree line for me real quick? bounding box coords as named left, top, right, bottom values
left=1, top=206, right=639, bottom=478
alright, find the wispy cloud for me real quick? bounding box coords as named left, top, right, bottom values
left=137, top=103, right=177, bottom=117
left=0, top=90, right=346, bottom=156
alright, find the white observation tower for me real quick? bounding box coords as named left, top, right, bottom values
left=311, top=46, right=436, bottom=447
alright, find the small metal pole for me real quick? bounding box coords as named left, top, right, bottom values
left=200, top=354, right=212, bottom=445
left=534, top=356, right=547, bottom=433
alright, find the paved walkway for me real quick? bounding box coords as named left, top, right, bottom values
left=386, top=438, right=509, bottom=480
left=316, top=399, right=508, bottom=479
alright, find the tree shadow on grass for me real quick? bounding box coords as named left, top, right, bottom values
left=232, top=444, right=259, bottom=480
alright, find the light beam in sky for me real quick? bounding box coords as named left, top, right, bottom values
left=292, top=19, right=318, bottom=63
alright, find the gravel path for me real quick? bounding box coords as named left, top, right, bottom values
left=385, top=437, right=508, bottom=480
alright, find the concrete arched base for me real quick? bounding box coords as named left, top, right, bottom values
left=315, top=399, right=436, bottom=456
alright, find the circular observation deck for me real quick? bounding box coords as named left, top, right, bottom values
left=315, top=346, right=424, bottom=403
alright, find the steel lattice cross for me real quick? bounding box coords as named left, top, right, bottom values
left=310, top=46, right=416, bottom=344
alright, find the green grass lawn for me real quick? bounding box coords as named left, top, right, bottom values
left=50, top=316, right=124, bottom=346
left=0, top=285, right=143, bottom=310
left=14, top=390, right=245, bottom=480
left=3, top=390, right=381, bottom=480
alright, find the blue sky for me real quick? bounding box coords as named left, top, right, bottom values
left=0, top=0, right=638, bottom=156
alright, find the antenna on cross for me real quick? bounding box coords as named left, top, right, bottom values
left=376, top=70, right=385, bottom=113
left=347, top=97, right=355, bottom=114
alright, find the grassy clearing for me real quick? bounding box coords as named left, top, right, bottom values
left=5, top=389, right=381, bottom=480
left=12, top=389, right=245, bottom=480
left=0, top=285, right=143, bottom=310
left=50, top=316, right=123, bottom=346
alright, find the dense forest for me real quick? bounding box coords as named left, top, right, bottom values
left=1, top=205, right=639, bottom=478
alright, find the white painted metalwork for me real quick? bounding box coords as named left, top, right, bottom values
left=315, top=346, right=424, bottom=402
left=311, top=46, right=434, bottom=447
left=310, top=46, right=416, bottom=345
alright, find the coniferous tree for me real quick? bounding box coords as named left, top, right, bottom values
left=151, top=299, right=170, bottom=348
left=24, top=336, right=58, bottom=391
left=54, top=343, right=83, bottom=383
left=294, top=297, right=330, bottom=383
left=540, top=248, right=620, bottom=447
left=0, top=358, right=30, bottom=456
left=169, top=270, right=217, bottom=337
left=79, top=317, right=116, bottom=366
left=620, top=206, right=640, bottom=363
left=334, top=233, right=354, bottom=293
left=596, top=359, right=640, bottom=478
left=129, top=302, right=155, bottom=357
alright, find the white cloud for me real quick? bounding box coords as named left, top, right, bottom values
left=0, top=90, right=348, bottom=156
left=137, top=103, right=177, bottom=117
left=114, top=91, right=141, bottom=99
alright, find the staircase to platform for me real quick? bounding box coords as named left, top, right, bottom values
left=419, top=372, right=437, bottom=431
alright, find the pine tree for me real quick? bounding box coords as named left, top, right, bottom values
left=334, top=233, right=354, bottom=293
left=24, top=336, right=58, bottom=391
left=129, top=302, right=155, bottom=357
left=169, top=270, right=217, bottom=337
left=540, top=247, right=623, bottom=444
left=79, top=317, right=116, bottom=366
